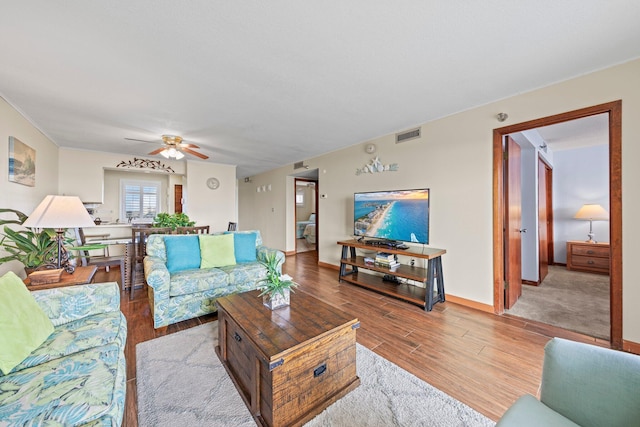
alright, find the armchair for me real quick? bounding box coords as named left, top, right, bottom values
left=497, top=337, right=640, bottom=427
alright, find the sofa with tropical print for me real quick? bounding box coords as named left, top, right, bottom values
left=144, top=230, right=285, bottom=329
left=0, top=281, right=126, bottom=426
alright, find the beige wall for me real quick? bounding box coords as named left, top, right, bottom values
left=239, top=58, right=640, bottom=343
left=0, top=96, right=59, bottom=277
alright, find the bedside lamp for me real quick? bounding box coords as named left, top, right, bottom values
left=22, top=195, right=95, bottom=272
left=573, top=204, right=609, bottom=244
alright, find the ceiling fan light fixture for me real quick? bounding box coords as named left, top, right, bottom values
left=134, top=134, right=208, bottom=159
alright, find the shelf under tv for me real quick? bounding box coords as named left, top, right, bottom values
left=337, top=239, right=446, bottom=311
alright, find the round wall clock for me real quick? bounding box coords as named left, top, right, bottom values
left=206, top=177, right=220, bottom=190
left=365, top=143, right=377, bottom=154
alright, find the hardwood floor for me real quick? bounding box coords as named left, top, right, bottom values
left=97, top=251, right=610, bottom=426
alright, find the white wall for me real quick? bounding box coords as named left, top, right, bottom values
left=60, top=149, right=239, bottom=230
left=239, top=58, right=640, bottom=344
left=0, top=96, right=59, bottom=277
left=553, top=144, right=610, bottom=262
left=103, top=169, right=172, bottom=223
left=185, top=160, right=237, bottom=231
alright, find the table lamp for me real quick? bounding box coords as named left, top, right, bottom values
left=22, top=195, right=95, bottom=272
left=573, top=203, right=609, bottom=243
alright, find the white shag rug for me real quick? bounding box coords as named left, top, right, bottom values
left=136, top=322, right=495, bottom=427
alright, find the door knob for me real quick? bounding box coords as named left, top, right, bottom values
left=519, top=229, right=527, bottom=233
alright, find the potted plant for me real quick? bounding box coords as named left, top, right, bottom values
left=0, top=208, right=59, bottom=273
left=258, top=251, right=297, bottom=310
left=152, top=212, right=195, bottom=230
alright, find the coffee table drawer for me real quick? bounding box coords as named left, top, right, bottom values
left=264, top=325, right=358, bottom=427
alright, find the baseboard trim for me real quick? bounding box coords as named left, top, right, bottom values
left=284, top=250, right=296, bottom=256
left=445, top=294, right=494, bottom=313
left=623, top=339, right=640, bottom=355
left=318, top=261, right=339, bottom=271
left=522, top=280, right=539, bottom=286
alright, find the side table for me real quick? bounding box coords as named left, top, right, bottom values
left=24, top=265, right=98, bottom=290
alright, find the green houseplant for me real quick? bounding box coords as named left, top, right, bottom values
left=152, top=212, right=195, bottom=230
left=0, top=208, right=59, bottom=271
left=258, top=251, right=297, bottom=310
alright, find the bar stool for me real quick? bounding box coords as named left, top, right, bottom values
left=72, top=228, right=126, bottom=289
left=130, top=226, right=172, bottom=299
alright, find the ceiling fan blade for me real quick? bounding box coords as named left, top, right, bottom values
left=178, top=143, right=200, bottom=149
left=125, top=137, right=159, bottom=143
left=182, top=147, right=209, bottom=159
left=148, top=148, right=166, bottom=155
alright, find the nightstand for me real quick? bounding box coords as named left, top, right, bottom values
left=566, top=241, right=610, bottom=275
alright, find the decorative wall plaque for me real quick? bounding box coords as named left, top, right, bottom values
left=356, top=156, right=399, bottom=176
left=116, top=157, right=175, bottom=173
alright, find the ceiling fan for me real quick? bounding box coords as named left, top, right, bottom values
left=125, top=135, right=209, bottom=160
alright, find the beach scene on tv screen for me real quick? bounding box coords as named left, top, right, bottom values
left=354, top=189, right=429, bottom=244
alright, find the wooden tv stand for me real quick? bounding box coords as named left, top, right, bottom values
left=337, top=239, right=446, bottom=311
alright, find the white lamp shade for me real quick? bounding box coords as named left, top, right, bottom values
left=574, top=204, right=609, bottom=221
left=22, top=195, right=95, bottom=229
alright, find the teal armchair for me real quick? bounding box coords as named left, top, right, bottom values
left=497, top=337, right=640, bottom=427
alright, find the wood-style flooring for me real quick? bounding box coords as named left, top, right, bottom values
left=98, top=251, right=609, bottom=426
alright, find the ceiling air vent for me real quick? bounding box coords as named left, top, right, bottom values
left=395, top=127, right=421, bottom=144
left=294, top=161, right=305, bottom=170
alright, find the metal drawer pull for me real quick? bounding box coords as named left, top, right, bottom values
left=314, top=363, right=327, bottom=378
left=587, top=250, right=595, bottom=254
left=234, top=332, right=242, bottom=342
left=588, top=260, right=595, bottom=264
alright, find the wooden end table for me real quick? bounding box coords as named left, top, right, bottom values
left=24, top=265, right=98, bottom=291
left=216, top=290, right=360, bottom=427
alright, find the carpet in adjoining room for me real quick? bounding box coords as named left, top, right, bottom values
left=506, top=266, right=609, bottom=339
left=136, top=322, right=495, bottom=427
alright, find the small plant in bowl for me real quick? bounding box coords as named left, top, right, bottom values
left=258, top=251, right=297, bottom=310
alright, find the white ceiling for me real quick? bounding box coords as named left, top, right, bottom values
left=537, top=114, right=610, bottom=151
left=1, top=1, right=639, bottom=178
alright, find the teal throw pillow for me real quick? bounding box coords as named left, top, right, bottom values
left=200, top=234, right=236, bottom=268
left=233, top=232, right=257, bottom=263
left=0, top=271, right=55, bottom=375
left=164, top=235, right=201, bottom=273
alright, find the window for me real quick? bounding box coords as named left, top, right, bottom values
left=120, top=179, right=161, bottom=222
left=296, top=193, right=304, bottom=205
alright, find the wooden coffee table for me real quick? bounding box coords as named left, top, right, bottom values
left=24, top=265, right=98, bottom=290
left=216, top=290, right=360, bottom=427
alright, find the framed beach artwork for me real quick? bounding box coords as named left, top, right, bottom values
left=8, top=136, right=36, bottom=187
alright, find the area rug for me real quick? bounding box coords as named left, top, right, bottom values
left=136, top=322, right=494, bottom=427
left=506, top=265, right=609, bottom=339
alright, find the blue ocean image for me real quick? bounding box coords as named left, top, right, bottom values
left=354, top=191, right=429, bottom=244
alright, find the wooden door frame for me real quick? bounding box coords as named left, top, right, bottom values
left=294, top=178, right=319, bottom=255
left=540, top=156, right=555, bottom=265
left=493, top=100, right=622, bottom=348
left=538, top=155, right=553, bottom=280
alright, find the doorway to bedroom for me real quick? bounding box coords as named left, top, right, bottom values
left=294, top=178, right=318, bottom=253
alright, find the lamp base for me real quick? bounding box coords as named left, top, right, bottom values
left=585, top=231, right=597, bottom=244
left=53, top=231, right=75, bottom=274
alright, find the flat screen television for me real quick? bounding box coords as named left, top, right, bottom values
left=354, top=188, right=430, bottom=245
